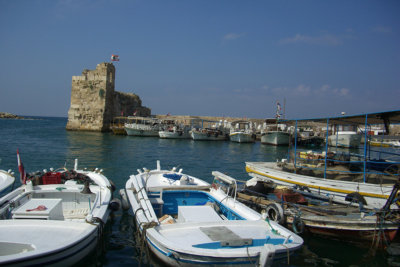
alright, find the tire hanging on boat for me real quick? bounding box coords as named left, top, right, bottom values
left=265, top=203, right=285, bottom=225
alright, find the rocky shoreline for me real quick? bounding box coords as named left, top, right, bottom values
left=0, top=112, right=24, bottom=119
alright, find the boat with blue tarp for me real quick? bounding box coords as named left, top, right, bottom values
left=122, top=161, right=303, bottom=266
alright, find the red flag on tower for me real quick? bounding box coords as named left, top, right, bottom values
left=17, top=149, right=27, bottom=184
left=111, top=54, right=119, bottom=61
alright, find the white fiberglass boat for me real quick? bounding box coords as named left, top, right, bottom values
left=123, top=161, right=303, bottom=266
left=328, top=131, right=361, bottom=148
left=159, top=125, right=191, bottom=139
left=0, top=159, right=117, bottom=266
left=229, top=120, right=256, bottom=143
left=125, top=116, right=161, bottom=137
left=261, top=131, right=291, bottom=146
left=0, top=169, right=14, bottom=196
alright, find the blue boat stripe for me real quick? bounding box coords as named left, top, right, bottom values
left=146, top=236, right=259, bottom=265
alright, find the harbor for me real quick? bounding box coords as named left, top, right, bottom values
left=1, top=115, right=400, bottom=266
left=1, top=1, right=399, bottom=266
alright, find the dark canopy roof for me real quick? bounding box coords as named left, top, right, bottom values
left=281, top=110, right=400, bottom=126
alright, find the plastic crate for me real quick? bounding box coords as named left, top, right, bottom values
left=41, top=172, right=62, bottom=184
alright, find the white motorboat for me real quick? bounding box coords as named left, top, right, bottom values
left=0, top=169, right=14, bottom=196
left=229, top=120, right=256, bottom=143
left=261, top=131, right=291, bottom=146
left=0, top=159, right=117, bottom=266
left=260, top=118, right=291, bottom=146
left=190, top=129, right=228, bottom=141
left=328, top=131, right=361, bottom=148
left=159, top=125, right=191, bottom=139
left=190, top=119, right=229, bottom=141
left=125, top=116, right=161, bottom=137
left=123, top=161, right=303, bottom=266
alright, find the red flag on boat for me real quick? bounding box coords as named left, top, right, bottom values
left=111, top=54, right=119, bottom=61
left=17, top=149, right=27, bottom=184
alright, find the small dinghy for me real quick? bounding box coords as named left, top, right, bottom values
left=123, top=161, right=303, bottom=266
left=0, top=156, right=116, bottom=266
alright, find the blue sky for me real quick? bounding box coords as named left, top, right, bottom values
left=0, top=0, right=399, bottom=119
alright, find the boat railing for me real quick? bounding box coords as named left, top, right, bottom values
left=211, top=171, right=239, bottom=202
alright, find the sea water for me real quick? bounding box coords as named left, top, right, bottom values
left=0, top=117, right=397, bottom=266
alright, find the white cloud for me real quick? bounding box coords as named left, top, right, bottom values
left=333, top=88, right=350, bottom=96
left=318, top=84, right=330, bottom=93
left=294, top=84, right=311, bottom=95
left=223, top=33, right=245, bottom=41
left=279, top=33, right=343, bottom=46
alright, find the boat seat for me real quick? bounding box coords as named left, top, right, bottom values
left=177, top=205, right=223, bottom=223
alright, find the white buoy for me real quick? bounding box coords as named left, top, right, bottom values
left=119, top=189, right=130, bottom=210
left=74, top=159, right=78, bottom=170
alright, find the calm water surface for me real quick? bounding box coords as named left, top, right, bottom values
left=0, top=117, right=398, bottom=266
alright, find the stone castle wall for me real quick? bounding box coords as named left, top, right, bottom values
left=66, top=62, right=150, bottom=131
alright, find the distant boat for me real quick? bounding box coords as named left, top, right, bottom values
left=190, top=119, right=229, bottom=141
left=159, top=119, right=192, bottom=139
left=125, top=116, right=162, bottom=137
left=110, top=116, right=128, bottom=135
left=229, top=120, right=256, bottom=143
left=328, top=131, right=361, bottom=148
left=261, top=119, right=291, bottom=146
left=261, top=131, right=291, bottom=146
left=122, top=161, right=303, bottom=266
left=296, top=128, right=324, bottom=148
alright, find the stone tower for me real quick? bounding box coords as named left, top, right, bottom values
left=66, top=62, right=116, bottom=131
left=66, top=63, right=151, bottom=131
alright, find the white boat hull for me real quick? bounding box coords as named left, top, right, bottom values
left=159, top=131, right=191, bottom=139
left=328, top=133, right=361, bottom=148
left=229, top=132, right=255, bottom=143
left=246, top=161, right=394, bottom=209
left=191, top=131, right=227, bottom=141
left=0, top=170, right=14, bottom=195
left=0, top=220, right=98, bottom=266
left=261, top=132, right=290, bottom=145
left=125, top=128, right=159, bottom=136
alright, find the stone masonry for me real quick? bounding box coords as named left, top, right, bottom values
left=66, top=62, right=150, bottom=131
